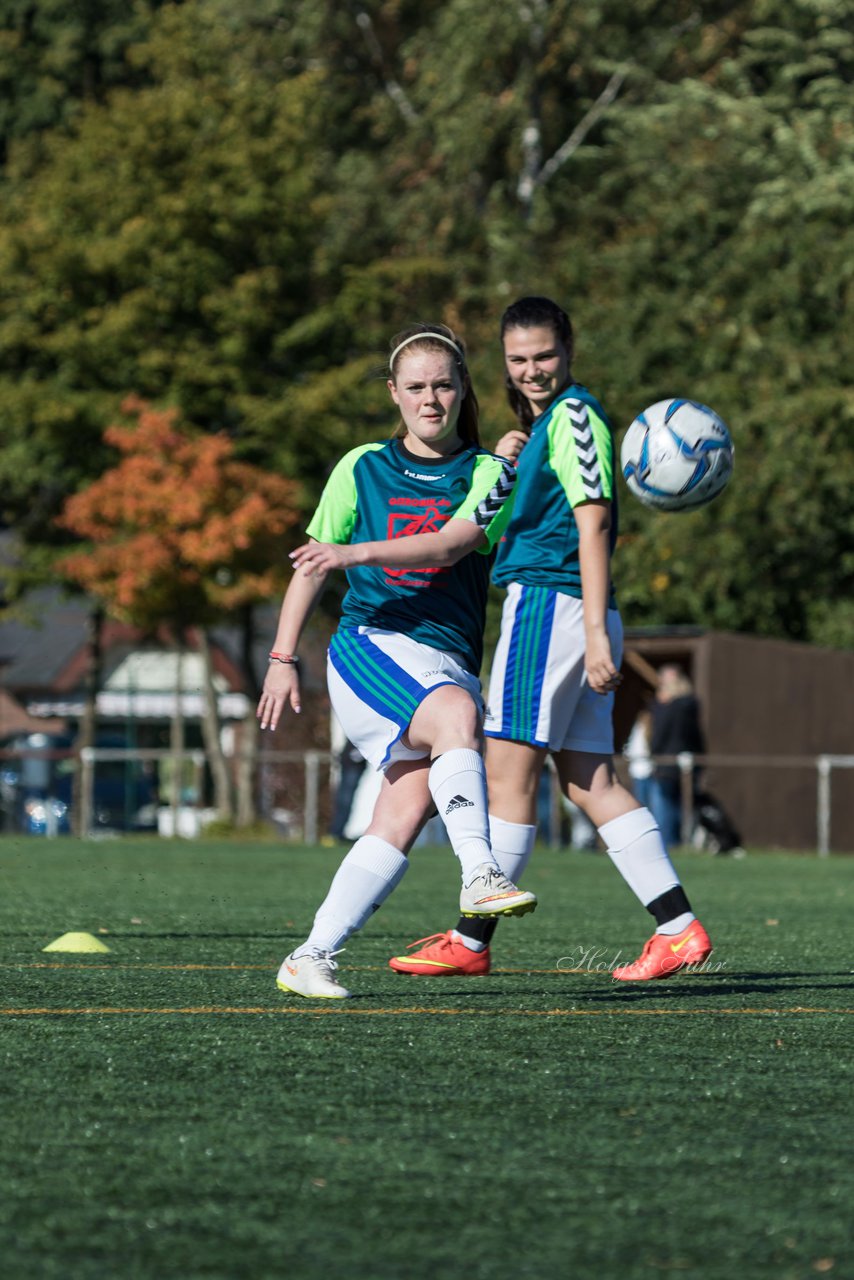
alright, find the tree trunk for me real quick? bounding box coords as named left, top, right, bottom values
left=235, top=604, right=261, bottom=828
left=235, top=712, right=260, bottom=828
left=196, top=627, right=235, bottom=822
left=169, top=637, right=185, bottom=832
left=72, top=606, right=104, bottom=837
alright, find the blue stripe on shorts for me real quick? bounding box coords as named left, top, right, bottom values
left=501, top=585, right=555, bottom=743
left=329, top=629, right=424, bottom=734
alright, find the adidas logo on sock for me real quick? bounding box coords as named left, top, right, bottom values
left=445, top=794, right=475, bottom=815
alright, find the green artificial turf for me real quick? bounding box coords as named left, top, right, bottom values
left=0, top=837, right=850, bottom=1280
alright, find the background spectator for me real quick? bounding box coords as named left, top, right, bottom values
left=650, top=665, right=705, bottom=849
left=623, top=705, right=654, bottom=810
left=328, top=736, right=368, bottom=843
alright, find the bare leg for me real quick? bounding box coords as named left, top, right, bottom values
left=484, top=737, right=547, bottom=825
left=553, top=750, right=638, bottom=828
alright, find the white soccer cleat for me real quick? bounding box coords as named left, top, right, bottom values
left=276, top=949, right=353, bottom=999
left=459, top=864, right=538, bottom=918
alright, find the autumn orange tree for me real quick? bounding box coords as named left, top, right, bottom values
left=58, top=397, right=300, bottom=825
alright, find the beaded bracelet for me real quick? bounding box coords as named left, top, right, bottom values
left=268, top=651, right=300, bottom=666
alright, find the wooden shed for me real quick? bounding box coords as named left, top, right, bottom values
left=614, top=628, right=854, bottom=854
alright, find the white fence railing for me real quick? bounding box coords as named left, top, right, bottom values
left=655, top=752, right=854, bottom=857
left=808, top=754, right=854, bottom=857
left=74, top=746, right=335, bottom=843
left=1, top=746, right=852, bottom=852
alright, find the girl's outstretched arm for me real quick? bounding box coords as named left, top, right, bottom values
left=257, top=562, right=328, bottom=731
left=289, top=518, right=487, bottom=576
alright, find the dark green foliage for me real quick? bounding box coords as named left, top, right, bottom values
left=0, top=0, right=168, bottom=159
left=0, top=0, right=851, bottom=646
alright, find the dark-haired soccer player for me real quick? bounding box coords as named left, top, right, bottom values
left=390, top=297, right=712, bottom=983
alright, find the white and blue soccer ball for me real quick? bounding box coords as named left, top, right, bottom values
left=620, top=399, right=734, bottom=513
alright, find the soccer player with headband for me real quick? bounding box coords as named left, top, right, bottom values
left=389, top=297, right=714, bottom=982
left=258, top=322, right=536, bottom=999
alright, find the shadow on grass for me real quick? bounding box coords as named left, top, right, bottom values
left=363, top=968, right=854, bottom=1005
left=573, top=973, right=854, bottom=1003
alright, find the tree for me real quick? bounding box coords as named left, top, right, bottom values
left=0, top=0, right=168, bottom=163
left=1, top=0, right=851, bottom=654
left=576, top=0, right=854, bottom=644
left=57, top=398, right=300, bottom=825
left=0, top=0, right=331, bottom=559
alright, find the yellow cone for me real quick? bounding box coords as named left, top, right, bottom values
left=42, top=932, right=112, bottom=954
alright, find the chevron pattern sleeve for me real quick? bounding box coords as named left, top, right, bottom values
left=548, top=397, right=614, bottom=507
left=453, top=454, right=517, bottom=550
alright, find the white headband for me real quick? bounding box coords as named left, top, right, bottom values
left=389, top=331, right=464, bottom=370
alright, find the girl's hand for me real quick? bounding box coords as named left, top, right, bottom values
left=257, top=664, right=301, bottom=730
left=289, top=541, right=354, bottom=575
left=585, top=633, right=623, bottom=696
left=493, top=429, right=530, bottom=464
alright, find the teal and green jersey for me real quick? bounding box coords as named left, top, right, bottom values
left=306, top=439, right=516, bottom=673
left=492, top=383, right=618, bottom=601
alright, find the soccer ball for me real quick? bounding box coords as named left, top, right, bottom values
left=620, top=399, right=734, bottom=513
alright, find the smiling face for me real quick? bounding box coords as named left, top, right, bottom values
left=387, top=347, right=466, bottom=458
left=502, top=323, right=572, bottom=416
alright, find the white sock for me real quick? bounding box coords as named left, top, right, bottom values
left=599, top=807, right=691, bottom=917
left=488, top=814, right=537, bottom=883
left=451, top=929, right=487, bottom=953
left=656, top=913, right=695, bottom=936
left=428, top=749, right=493, bottom=883
left=294, top=835, right=408, bottom=956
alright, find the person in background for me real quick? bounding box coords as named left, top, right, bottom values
left=327, top=733, right=367, bottom=843
left=258, top=322, right=536, bottom=999
left=623, top=705, right=654, bottom=811
left=389, top=296, right=713, bottom=983
left=649, top=665, right=706, bottom=850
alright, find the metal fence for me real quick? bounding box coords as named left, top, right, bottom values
left=75, top=746, right=336, bottom=843
left=1, top=744, right=852, bottom=853
left=631, top=752, right=854, bottom=857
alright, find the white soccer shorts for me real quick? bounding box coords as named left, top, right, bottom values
left=327, top=627, right=484, bottom=772
left=483, top=582, right=623, bottom=754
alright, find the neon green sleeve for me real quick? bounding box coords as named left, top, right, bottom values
left=305, top=444, right=383, bottom=544
left=548, top=399, right=614, bottom=506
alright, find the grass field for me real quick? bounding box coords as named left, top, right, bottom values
left=0, top=837, right=851, bottom=1280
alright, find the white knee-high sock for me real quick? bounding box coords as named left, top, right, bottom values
left=295, top=835, right=408, bottom=956
left=428, top=749, right=492, bottom=883
left=488, top=814, right=537, bottom=883
left=598, top=807, right=694, bottom=934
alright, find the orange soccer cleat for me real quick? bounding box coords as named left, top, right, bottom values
left=389, top=931, right=491, bottom=977
left=612, top=920, right=713, bottom=981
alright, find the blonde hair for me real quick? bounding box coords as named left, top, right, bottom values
left=657, top=664, right=694, bottom=699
